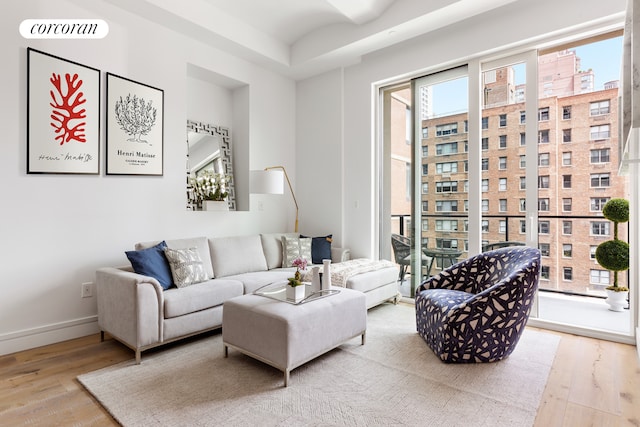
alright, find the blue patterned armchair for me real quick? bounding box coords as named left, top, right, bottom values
left=415, top=246, right=541, bottom=363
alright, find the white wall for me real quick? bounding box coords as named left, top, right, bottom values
left=297, top=0, right=627, bottom=259
left=0, top=0, right=296, bottom=354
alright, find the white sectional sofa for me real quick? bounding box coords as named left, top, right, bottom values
left=96, top=233, right=399, bottom=363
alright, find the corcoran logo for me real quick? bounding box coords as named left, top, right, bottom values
left=20, top=19, right=109, bottom=39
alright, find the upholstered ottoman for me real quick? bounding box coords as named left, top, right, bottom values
left=222, top=287, right=367, bottom=386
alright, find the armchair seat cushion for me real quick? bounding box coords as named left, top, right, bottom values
left=163, top=279, right=243, bottom=318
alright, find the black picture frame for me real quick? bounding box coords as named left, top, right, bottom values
left=27, top=47, right=101, bottom=174
left=106, top=73, right=164, bottom=175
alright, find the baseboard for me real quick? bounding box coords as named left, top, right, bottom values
left=0, top=315, right=100, bottom=356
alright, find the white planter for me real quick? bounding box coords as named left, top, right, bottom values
left=286, top=284, right=305, bottom=302
left=203, top=200, right=228, bottom=211
left=605, top=289, right=629, bottom=312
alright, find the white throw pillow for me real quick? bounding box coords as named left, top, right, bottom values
left=163, top=247, right=208, bottom=288
left=281, top=236, right=312, bottom=267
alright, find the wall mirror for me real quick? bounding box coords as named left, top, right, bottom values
left=186, top=120, right=236, bottom=210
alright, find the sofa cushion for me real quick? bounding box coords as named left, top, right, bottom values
left=223, top=269, right=295, bottom=294
left=125, top=241, right=173, bottom=290
left=164, top=247, right=208, bottom=288
left=209, top=235, right=268, bottom=278
left=301, top=234, right=333, bottom=264
left=260, top=232, right=299, bottom=270
left=163, top=279, right=244, bottom=318
left=282, top=236, right=312, bottom=267
left=136, top=237, right=214, bottom=279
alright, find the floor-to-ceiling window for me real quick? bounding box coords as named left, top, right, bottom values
left=382, top=31, right=633, bottom=342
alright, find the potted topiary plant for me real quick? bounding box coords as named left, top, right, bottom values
left=595, top=198, right=629, bottom=311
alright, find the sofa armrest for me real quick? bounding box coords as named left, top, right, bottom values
left=95, top=267, right=164, bottom=352
left=332, top=247, right=351, bottom=263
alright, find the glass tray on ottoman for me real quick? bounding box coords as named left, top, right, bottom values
left=254, top=281, right=340, bottom=305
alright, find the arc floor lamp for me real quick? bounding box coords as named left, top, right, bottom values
left=250, top=166, right=299, bottom=232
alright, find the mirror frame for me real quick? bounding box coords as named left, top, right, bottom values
left=186, top=120, right=236, bottom=210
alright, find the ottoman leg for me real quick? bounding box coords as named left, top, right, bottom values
left=224, top=344, right=228, bottom=358
left=362, top=331, right=366, bottom=345
left=284, top=370, right=290, bottom=387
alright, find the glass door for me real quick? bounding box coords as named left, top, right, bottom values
left=410, top=67, right=469, bottom=296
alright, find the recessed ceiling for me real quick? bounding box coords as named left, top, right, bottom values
left=106, top=0, right=519, bottom=79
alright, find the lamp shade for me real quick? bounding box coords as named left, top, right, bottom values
left=250, top=169, right=284, bottom=194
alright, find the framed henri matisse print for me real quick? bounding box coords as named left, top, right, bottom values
left=106, top=73, right=164, bottom=175
left=27, top=48, right=100, bottom=174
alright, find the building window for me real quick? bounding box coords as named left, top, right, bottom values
left=590, top=124, right=610, bottom=140
left=590, top=246, right=598, bottom=260
left=538, top=107, right=550, bottom=121
left=421, top=146, right=428, bottom=157
left=482, top=158, right=489, bottom=171
left=520, top=132, right=526, bottom=146
left=538, top=129, right=550, bottom=143
left=563, top=244, right=573, bottom=257
left=436, top=200, right=458, bottom=212
left=436, top=220, right=458, bottom=231
left=422, top=183, right=428, bottom=194
left=481, top=137, right=489, bottom=150
left=563, top=221, right=572, bottom=235
left=520, top=111, right=526, bottom=124
left=499, top=178, right=507, bottom=191
left=590, top=269, right=610, bottom=286
left=498, top=157, right=507, bottom=170
left=590, top=197, right=609, bottom=212
left=499, top=199, right=507, bottom=212
left=562, top=105, right=571, bottom=119
left=436, top=142, right=458, bottom=155
left=563, top=129, right=571, bottom=142
left=539, top=220, right=550, bottom=234
left=436, top=181, right=458, bottom=193
left=562, top=152, right=572, bottom=166
left=538, top=198, right=549, bottom=211
left=436, top=122, right=458, bottom=136
left=482, top=117, right=488, bottom=129
left=590, top=148, right=610, bottom=163
left=482, top=220, right=489, bottom=232
left=520, top=219, right=527, bottom=233
left=590, top=100, right=610, bottom=116
left=499, top=220, right=506, bottom=234
left=482, top=179, right=489, bottom=192
left=538, top=175, right=550, bottom=189
left=436, top=238, right=458, bottom=249
left=541, top=266, right=550, bottom=280
left=422, top=164, right=428, bottom=175
left=540, top=243, right=550, bottom=257
left=590, top=173, right=610, bottom=188
left=464, top=180, right=468, bottom=193
left=499, top=114, right=507, bottom=127
left=563, top=198, right=572, bottom=212
left=519, top=176, right=526, bottom=190
left=422, top=201, right=428, bottom=212
left=591, top=221, right=610, bottom=236
left=520, top=155, right=526, bottom=168
left=538, top=153, right=550, bottom=166
left=563, top=175, right=572, bottom=189
left=436, top=162, right=457, bottom=173
left=422, top=126, right=428, bottom=138
left=499, top=135, right=507, bottom=148
left=519, top=199, right=526, bottom=212
left=563, top=267, right=573, bottom=281
left=482, top=199, right=489, bottom=212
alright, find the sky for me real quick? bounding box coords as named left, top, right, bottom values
left=429, top=36, right=624, bottom=117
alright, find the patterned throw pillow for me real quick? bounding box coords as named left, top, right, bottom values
left=163, top=247, right=208, bottom=288
left=281, top=236, right=312, bottom=267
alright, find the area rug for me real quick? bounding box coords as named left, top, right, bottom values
left=78, top=303, right=559, bottom=426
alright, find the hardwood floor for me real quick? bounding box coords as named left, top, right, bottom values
left=1, top=329, right=638, bottom=426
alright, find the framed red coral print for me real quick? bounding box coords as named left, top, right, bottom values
left=105, top=73, right=164, bottom=175
left=27, top=48, right=100, bottom=174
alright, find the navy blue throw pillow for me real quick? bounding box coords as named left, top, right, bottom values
left=301, top=234, right=333, bottom=264
left=125, top=241, right=173, bottom=290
